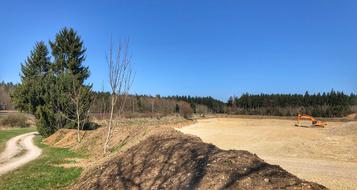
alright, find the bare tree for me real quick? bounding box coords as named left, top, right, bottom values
left=151, top=97, right=155, bottom=117
left=73, top=85, right=93, bottom=142
left=196, top=104, right=208, bottom=115
left=131, top=96, right=136, bottom=114
left=100, top=81, right=106, bottom=120
left=59, top=75, right=93, bottom=143
left=104, top=39, right=134, bottom=153
left=0, top=86, right=11, bottom=110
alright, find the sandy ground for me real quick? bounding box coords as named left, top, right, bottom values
left=177, top=118, right=357, bottom=190
left=0, top=132, right=42, bottom=176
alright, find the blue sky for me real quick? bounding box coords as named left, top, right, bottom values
left=0, top=0, right=356, bottom=101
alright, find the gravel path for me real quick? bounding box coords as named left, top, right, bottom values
left=0, top=132, right=42, bottom=176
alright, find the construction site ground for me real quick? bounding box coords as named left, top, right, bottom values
left=43, top=116, right=326, bottom=189
left=177, top=118, right=357, bottom=190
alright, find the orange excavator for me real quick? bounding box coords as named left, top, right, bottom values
left=295, top=114, right=327, bottom=128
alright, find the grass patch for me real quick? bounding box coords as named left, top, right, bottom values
left=0, top=136, right=84, bottom=190
left=0, top=127, right=36, bottom=152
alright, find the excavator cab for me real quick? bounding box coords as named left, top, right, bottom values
left=295, top=114, right=327, bottom=128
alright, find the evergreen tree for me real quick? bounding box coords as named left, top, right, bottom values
left=41, top=27, right=93, bottom=134
left=36, top=72, right=58, bottom=136
left=12, top=28, right=93, bottom=137
left=49, top=27, right=89, bottom=82
left=21, top=42, right=50, bottom=80
left=12, top=42, right=50, bottom=114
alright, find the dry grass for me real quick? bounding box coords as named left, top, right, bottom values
left=44, top=116, right=194, bottom=167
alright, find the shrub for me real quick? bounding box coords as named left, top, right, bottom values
left=0, top=114, right=29, bottom=128
left=83, top=122, right=101, bottom=130
left=179, top=102, right=193, bottom=119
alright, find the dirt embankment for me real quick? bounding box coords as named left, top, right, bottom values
left=44, top=116, right=326, bottom=189
left=70, top=130, right=325, bottom=190
left=345, top=113, right=357, bottom=120
left=44, top=116, right=194, bottom=163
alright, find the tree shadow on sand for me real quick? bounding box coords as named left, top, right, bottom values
left=74, top=131, right=327, bottom=190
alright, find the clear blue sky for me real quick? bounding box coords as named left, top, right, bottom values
left=0, top=0, right=356, bottom=101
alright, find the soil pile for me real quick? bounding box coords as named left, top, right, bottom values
left=70, top=130, right=326, bottom=190
left=345, top=113, right=357, bottom=120
left=44, top=116, right=192, bottom=159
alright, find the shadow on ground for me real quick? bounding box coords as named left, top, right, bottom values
left=71, top=130, right=326, bottom=190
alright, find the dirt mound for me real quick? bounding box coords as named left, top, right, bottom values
left=44, top=128, right=78, bottom=148
left=70, top=130, right=325, bottom=190
left=44, top=116, right=194, bottom=161
left=325, top=121, right=357, bottom=136
left=44, top=125, right=172, bottom=161
left=345, top=113, right=357, bottom=120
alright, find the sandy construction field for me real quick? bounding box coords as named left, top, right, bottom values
left=177, top=118, right=357, bottom=190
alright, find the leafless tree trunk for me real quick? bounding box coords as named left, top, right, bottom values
left=0, top=86, right=11, bottom=110
left=57, top=84, right=92, bottom=143
left=151, top=98, right=155, bottom=117
left=65, top=78, right=93, bottom=143
left=104, top=39, right=134, bottom=154
left=100, top=81, right=106, bottom=120
left=132, top=97, right=135, bottom=113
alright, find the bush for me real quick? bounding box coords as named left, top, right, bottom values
left=179, top=102, right=193, bottom=119
left=83, top=122, right=101, bottom=130
left=0, top=114, right=29, bottom=128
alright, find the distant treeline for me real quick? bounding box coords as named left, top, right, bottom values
left=2, top=81, right=356, bottom=118
left=165, top=96, right=225, bottom=113
left=0, top=81, right=16, bottom=110
left=90, top=93, right=225, bottom=118
left=227, top=91, right=357, bottom=117
left=91, top=92, right=193, bottom=117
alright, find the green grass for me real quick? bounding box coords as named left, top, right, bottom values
left=0, top=127, right=36, bottom=152
left=0, top=136, right=84, bottom=190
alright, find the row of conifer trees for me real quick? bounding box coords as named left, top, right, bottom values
left=12, top=28, right=93, bottom=136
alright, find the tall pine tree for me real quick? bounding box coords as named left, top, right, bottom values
left=49, top=27, right=89, bottom=82
left=13, top=28, right=93, bottom=137
left=45, top=27, right=92, bottom=132
left=12, top=42, right=50, bottom=114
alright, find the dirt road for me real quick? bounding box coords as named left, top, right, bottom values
left=0, top=132, right=42, bottom=176
left=177, top=118, right=357, bottom=190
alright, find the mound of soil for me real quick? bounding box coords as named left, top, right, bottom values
left=326, top=122, right=357, bottom=136
left=44, top=116, right=193, bottom=160
left=70, top=130, right=325, bottom=190
left=345, top=113, right=357, bottom=120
